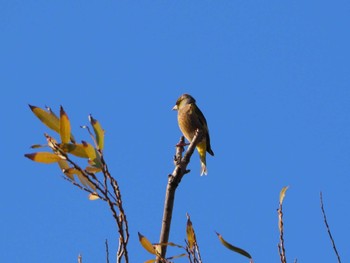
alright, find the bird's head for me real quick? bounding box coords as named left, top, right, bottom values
left=172, top=94, right=196, bottom=110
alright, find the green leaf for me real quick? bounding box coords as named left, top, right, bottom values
left=216, top=232, right=252, bottom=259
left=82, top=141, right=102, bottom=167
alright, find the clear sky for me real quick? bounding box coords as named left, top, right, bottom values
left=1, top=1, right=350, bottom=262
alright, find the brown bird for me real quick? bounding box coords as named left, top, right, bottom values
left=173, top=94, right=214, bottom=175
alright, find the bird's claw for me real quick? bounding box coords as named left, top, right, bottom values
left=176, top=142, right=190, bottom=147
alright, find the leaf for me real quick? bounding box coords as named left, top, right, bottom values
left=60, top=143, right=89, bottom=158
left=216, top=232, right=252, bottom=259
left=144, top=259, right=155, bottom=263
left=59, top=106, right=71, bottom=144
left=24, top=152, right=62, bottom=164
left=138, top=232, right=156, bottom=255
left=279, top=186, right=289, bottom=205
left=186, top=214, right=196, bottom=250
left=89, top=115, right=105, bottom=151
left=57, top=160, right=74, bottom=180
left=63, top=168, right=96, bottom=191
left=85, top=166, right=102, bottom=174
left=30, top=144, right=46, bottom=149
left=88, top=192, right=100, bottom=200
left=82, top=141, right=97, bottom=159
left=29, top=105, right=60, bottom=133
left=82, top=141, right=102, bottom=167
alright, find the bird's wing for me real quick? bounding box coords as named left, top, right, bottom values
left=194, top=104, right=209, bottom=132
left=193, top=104, right=214, bottom=156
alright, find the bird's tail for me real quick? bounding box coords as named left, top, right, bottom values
left=200, top=161, right=207, bottom=176
left=197, top=142, right=208, bottom=176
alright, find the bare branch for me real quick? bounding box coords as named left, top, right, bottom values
left=100, top=155, right=129, bottom=263
left=320, top=192, right=342, bottom=263
left=277, top=201, right=287, bottom=263
left=156, top=129, right=203, bottom=262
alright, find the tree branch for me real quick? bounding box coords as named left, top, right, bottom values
left=156, top=129, right=203, bottom=262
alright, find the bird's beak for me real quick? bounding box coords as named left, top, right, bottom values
left=172, top=105, right=178, bottom=111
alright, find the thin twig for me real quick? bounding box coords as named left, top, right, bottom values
left=156, top=130, right=203, bottom=263
left=101, top=156, right=129, bottom=263
left=185, top=240, right=194, bottom=263
left=61, top=175, right=108, bottom=202
left=105, top=239, right=110, bottom=263
left=194, top=239, right=202, bottom=263
left=320, top=192, right=341, bottom=263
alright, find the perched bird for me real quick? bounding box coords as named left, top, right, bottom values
left=173, top=94, right=214, bottom=175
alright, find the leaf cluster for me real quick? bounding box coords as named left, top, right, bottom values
left=25, top=105, right=129, bottom=262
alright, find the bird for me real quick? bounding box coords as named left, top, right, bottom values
left=172, top=94, right=214, bottom=175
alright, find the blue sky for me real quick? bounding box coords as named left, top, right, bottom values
left=1, top=1, right=350, bottom=262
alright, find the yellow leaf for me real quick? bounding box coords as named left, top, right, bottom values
left=60, top=143, right=89, bottom=158
left=58, top=159, right=69, bottom=170
left=24, top=152, right=62, bottom=164
left=88, top=192, right=100, bottom=200
left=279, top=186, right=289, bottom=205
left=216, top=232, right=252, bottom=259
left=144, top=259, right=155, bottom=263
left=186, top=214, right=196, bottom=250
left=89, top=115, right=105, bottom=151
left=80, top=176, right=96, bottom=191
left=29, top=105, right=60, bottom=133
left=82, top=141, right=97, bottom=159
left=85, top=166, right=102, bottom=174
left=63, top=167, right=81, bottom=176
left=59, top=106, right=71, bottom=144
left=138, top=232, right=156, bottom=255
left=57, top=160, right=74, bottom=180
